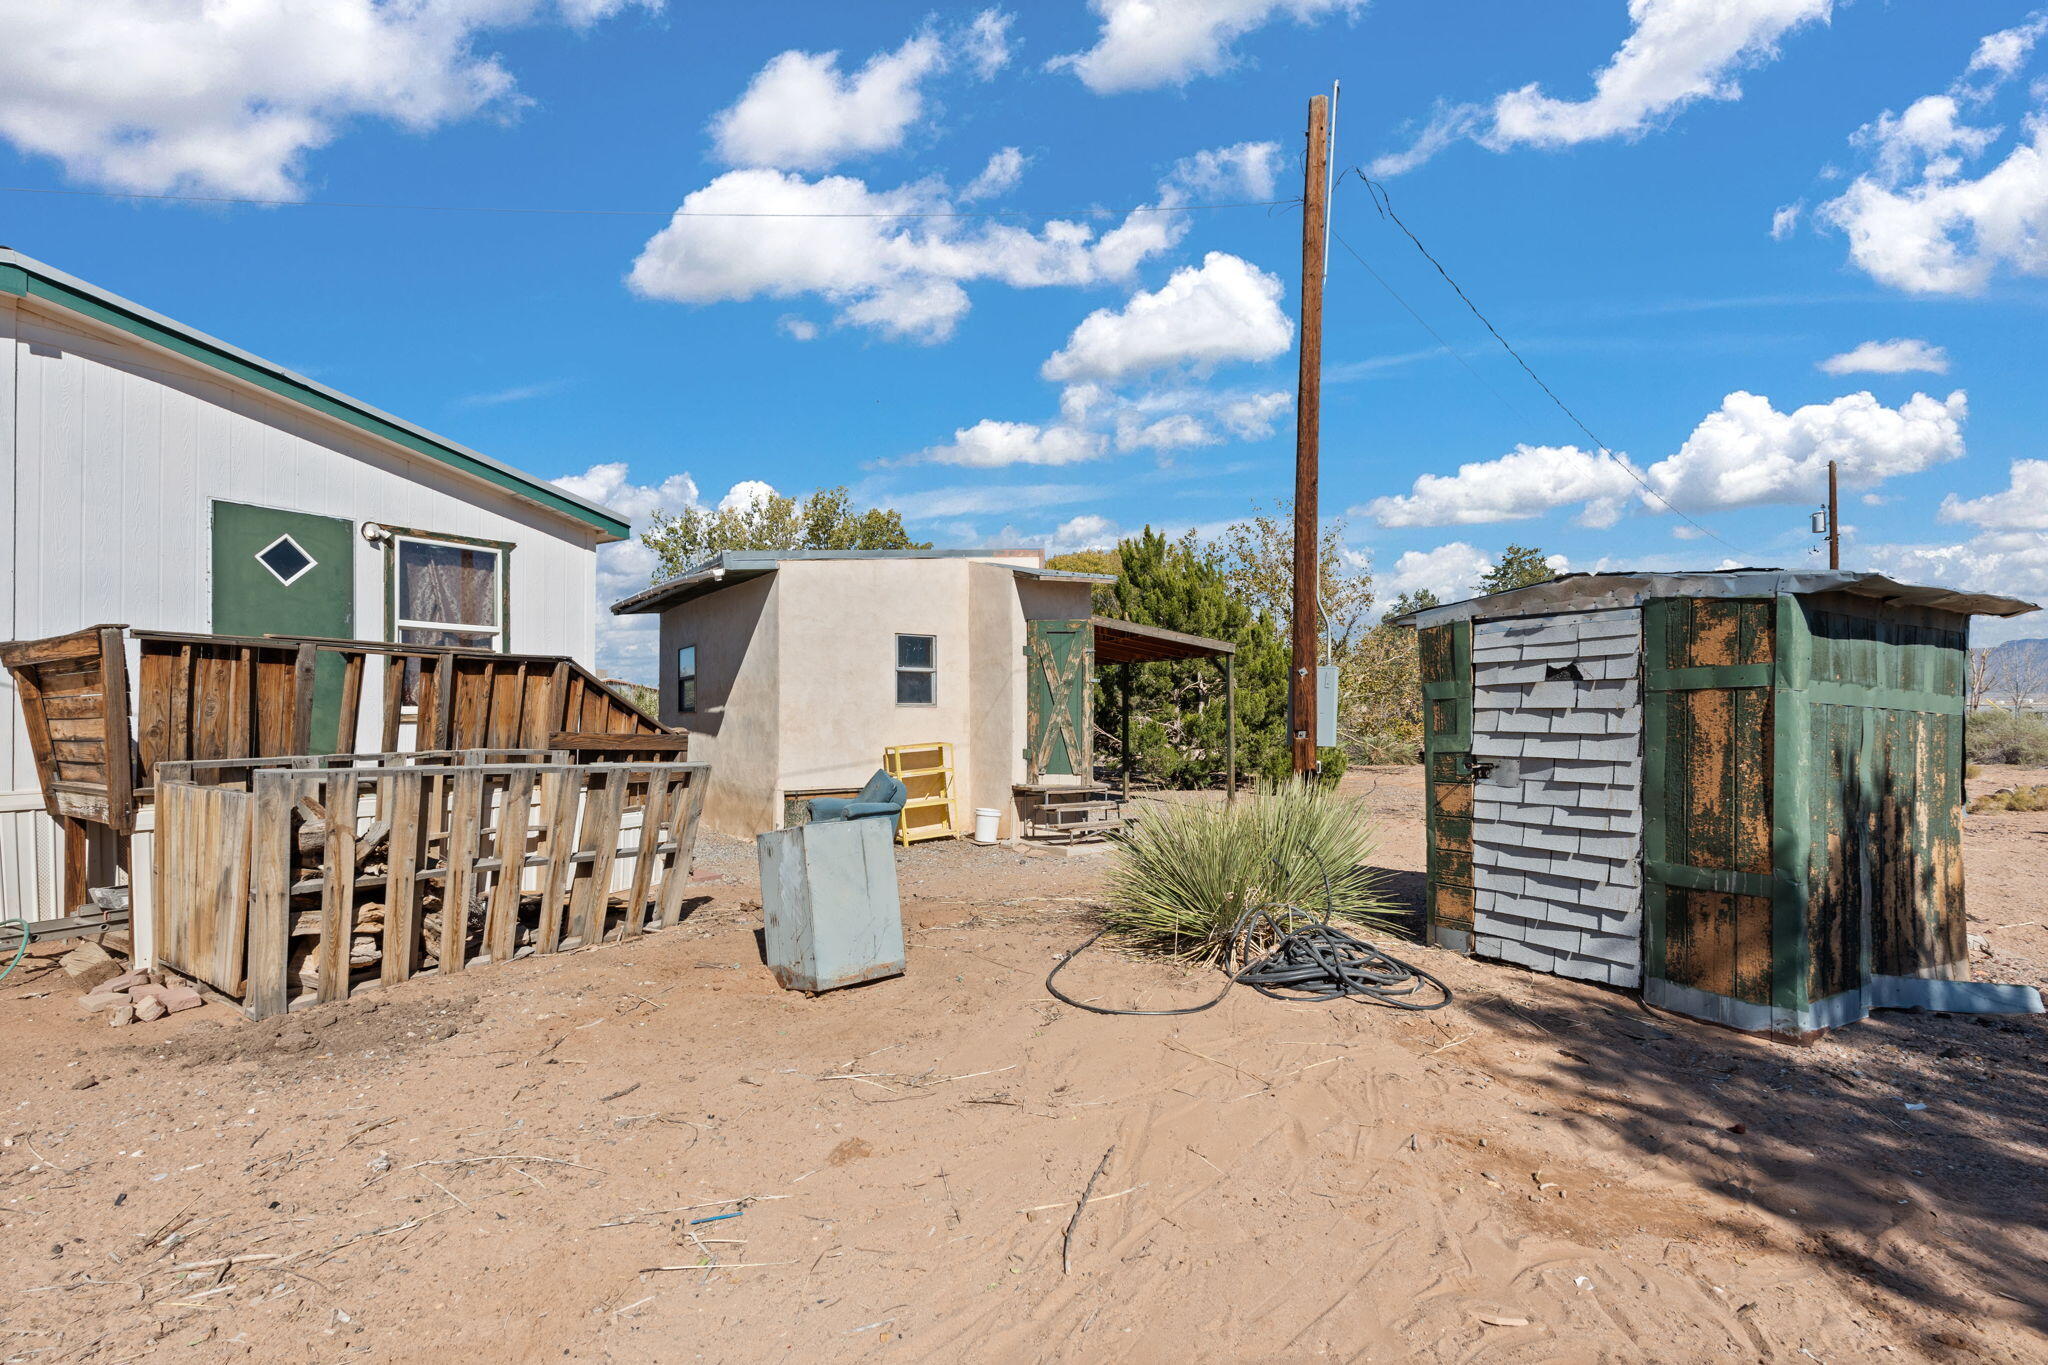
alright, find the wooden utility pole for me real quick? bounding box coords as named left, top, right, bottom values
left=1291, top=93, right=1329, bottom=778
left=1826, top=459, right=1841, bottom=569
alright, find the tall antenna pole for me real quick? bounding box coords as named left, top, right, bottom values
left=1827, top=459, right=1841, bottom=569
left=1292, top=94, right=1330, bottom=779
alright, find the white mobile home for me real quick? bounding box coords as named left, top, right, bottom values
left=0, top=248, right=626, bottom=921
left=613, top=549, right=1114, bottom=839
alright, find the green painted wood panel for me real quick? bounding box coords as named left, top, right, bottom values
left=210, top=500, right=354, bottom=752
left=1419, top=622, right=1473, bottom=938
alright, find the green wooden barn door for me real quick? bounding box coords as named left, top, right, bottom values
left=1025, top=620, right=1092, bottom=780
left=1642, top=597, right=1779, bottom=1017
left=1419, top=621, right=1474, bottom=947
left=211, top=500, right=354, bottom=752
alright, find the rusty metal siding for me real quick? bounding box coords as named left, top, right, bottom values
left=1643, top=598, right=1777, bottom=1007
left=1419, top=622, right=1474, bottom=946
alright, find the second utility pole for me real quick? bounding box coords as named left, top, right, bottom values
left=1827, top=458, right=1841, bottom=569
left=1291, top=93, right=1329, bottom=779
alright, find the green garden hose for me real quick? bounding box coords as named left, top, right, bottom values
left=0, top=919, right=28, bottom=985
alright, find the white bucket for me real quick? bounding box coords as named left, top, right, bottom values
left=973, top=808, right=1001, bottom=844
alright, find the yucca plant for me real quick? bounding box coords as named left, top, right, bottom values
left=1103, top=781, right=1395, bottom=962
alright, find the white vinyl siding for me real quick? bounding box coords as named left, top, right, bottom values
left=0, top=296, right=603, bottom=922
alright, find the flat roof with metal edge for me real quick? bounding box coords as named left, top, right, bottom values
left=0, top=247, right=629, bottom=541
left=612, top=548, right=1114, bottom=616
left=1393, top=569, right=2039, bottom=628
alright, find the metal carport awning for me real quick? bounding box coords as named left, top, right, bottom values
left=1089, top=616, right=1236, bottom=664
left=1088, top=617, right=1238, bottom=800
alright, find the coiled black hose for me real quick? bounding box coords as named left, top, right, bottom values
left=1046, top=904, right=1453, bottom=1017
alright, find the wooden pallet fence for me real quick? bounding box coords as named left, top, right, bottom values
left=156, top=758, right=709, bottom=1018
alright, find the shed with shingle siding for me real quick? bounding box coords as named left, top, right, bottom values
left=1402, top=570, right=2044, bottom=1036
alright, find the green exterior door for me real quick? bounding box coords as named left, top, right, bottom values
left=210, top=500, right=355, bottom=752
left=1025, top=620, right=1092, bottom=780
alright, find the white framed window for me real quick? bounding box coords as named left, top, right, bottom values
left=676, top=645, right=698, bottom=714
left=896, top=634, right=936, bottom=705
left=254, top=533, right=318, bottom=586
left=392, top=534, right=505, bottom=651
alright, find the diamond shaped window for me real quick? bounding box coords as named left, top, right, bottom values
left=256, top=534, right=316, bottom=586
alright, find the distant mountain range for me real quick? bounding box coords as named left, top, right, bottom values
left=1987, top=638, right=2048, bottom=672
left=1983, top=638, right=2048, bottom=701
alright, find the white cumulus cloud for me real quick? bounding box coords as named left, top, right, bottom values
left=1820, top=14, right=2048, bottom=294
left=1374, top=0, right=1831, bottom=175
left=628, top=162, right=1190, bottom=342
left=964, top=9, right=1016, bottom=80
left=961, top=146, right=1028, bottom=201
left=1364, top=444, right=1643, bottom=529
left=1385, top=542, right=1494, bottom=604
left=710, top=31, right=943, bottom=171
left=1170, top=141, right=1283, bottom=199
left=918, top=419, right=1107, bottom=469
left=1940, top=458, right=2048, bottom=530
left=0, top=0, right=657, bottom=197
left=1361, top=387, right=1967, bottom=528
left=1042, top=252, right=1292, bottom=384
left=1053, top=0, right=1365, bottom=94
left=1644, top=389, right=1967, bottom=509
left=1771, top=201, right=1803, bottom=239
left=551, top=459, right=701, bottom=678
left=1818, top=338, right=1949, bottom=375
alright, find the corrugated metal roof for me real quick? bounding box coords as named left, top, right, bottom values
left=1395, top=570, right=2040, bottom=627
left=610, top=548, right=1089, bottom=615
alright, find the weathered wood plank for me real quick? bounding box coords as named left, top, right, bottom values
left=570, top=773, right=626, bottom=944
left=484, top=771, right=534, bottom=963
left=622, top=771, right=670, bottom=936
left=659, top=770, right=709, bottom=928
left=382, top=773, right=424, bottom=987
left=316, top=776, right=359, bottom=1004
left=97, top=626, right=134, bottom=832
left=335, top=651, right=365, bottom=755
left=535, top=770, right=578, bottom=953
left=245, top=777, right=297, bottom=1018
left=441, top=768, right=485, bottom=971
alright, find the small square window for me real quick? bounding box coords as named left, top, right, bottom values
left=896, top=633, right=936, bottom=705
left=676, top=645, right=697, bottom=714
left=256, top=534, right=316, bottom=586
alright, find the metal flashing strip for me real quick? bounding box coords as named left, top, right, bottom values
left=1796, top=680, right=1964, bottom=715
left=1869, top=975, right=2044, bottom=1015
left=1646, top=860, right=1775, bottom=900
left=1646, top=662, right=1773, bottom=692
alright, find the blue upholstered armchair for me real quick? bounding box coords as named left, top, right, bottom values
left=808, top=770, right=908, bottom=824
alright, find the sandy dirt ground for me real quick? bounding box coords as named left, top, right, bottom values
left=3, top=766, right=2046, bottom=1363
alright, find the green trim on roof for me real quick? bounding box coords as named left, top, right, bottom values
left=0, top=259, right=628, bottom=541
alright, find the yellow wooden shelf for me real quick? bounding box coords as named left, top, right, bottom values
left=884, top=741, right=957, bottom=843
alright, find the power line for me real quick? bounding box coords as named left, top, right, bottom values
left=1344, top=170, right=1742, bottom=553
left=1330, top=228, right=1534, bottom=428
left=0, top=182, right=1300, bottom=221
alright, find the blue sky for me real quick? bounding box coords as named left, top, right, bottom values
left=7, top=1, right=2048, bottom=673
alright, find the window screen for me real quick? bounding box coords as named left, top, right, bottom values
left=896, top=634, right=936, bottom=705
left=676, top=645, right=697, bottom=714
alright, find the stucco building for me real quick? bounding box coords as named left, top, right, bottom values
left=612, top=549, right=1111, bottom=838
